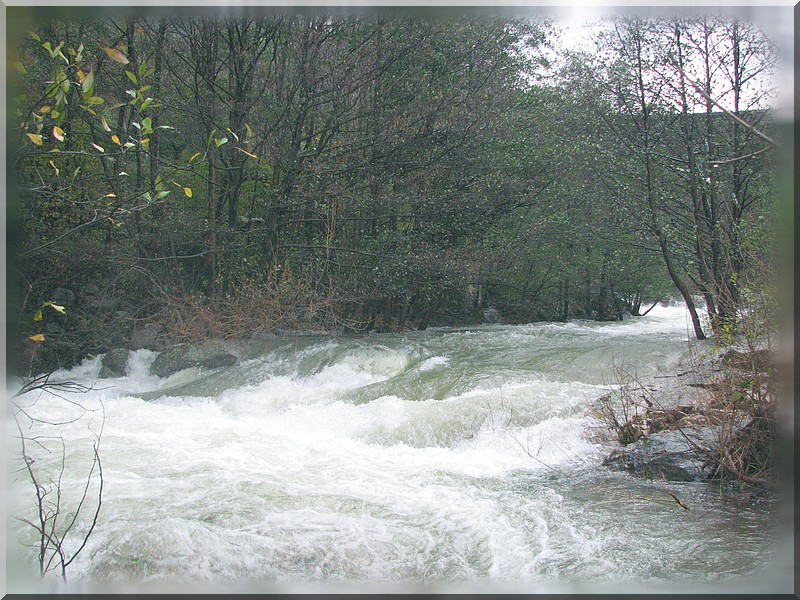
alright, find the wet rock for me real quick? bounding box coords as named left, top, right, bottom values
left=603, top=426, right=720, bottom=482
left=151, top=342, right=239, bottom=378
left=51, top=287, right=76, bottom=306
left=99, top=348, right=130, bottom=378
left=130, top=323, right=163, bottom=351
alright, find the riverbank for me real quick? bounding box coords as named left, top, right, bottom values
left=592, top=341, right=783, bottom=494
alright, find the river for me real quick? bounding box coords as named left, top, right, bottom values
left=5, top=304, right=792, bottom=594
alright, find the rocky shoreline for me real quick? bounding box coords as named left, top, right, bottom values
left=591, top=345, right=778, bottom=487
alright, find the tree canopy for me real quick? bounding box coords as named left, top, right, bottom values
left=7, top=9, right=781, bottom=373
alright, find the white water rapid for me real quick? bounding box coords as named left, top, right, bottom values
left=5, top=305, right=791, bottom=594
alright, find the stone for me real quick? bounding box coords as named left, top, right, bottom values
left=603, top=426, right=721, bottom=482
left=150, top=342, right=239, bottom=377
left=51, top=287, right=76, bottom=306
left=130, top=323, right=163, bottom=350
left=99, top=348, right=130, bottom=378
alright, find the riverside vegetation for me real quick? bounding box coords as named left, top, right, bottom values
left=9, top=11, right=784, bottom=374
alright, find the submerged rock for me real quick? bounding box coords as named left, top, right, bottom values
left=151, top=342, right=239, bottom=378
left=603, top=426, right=720, bottom=482
left=99, top=348, right=130, bottom=378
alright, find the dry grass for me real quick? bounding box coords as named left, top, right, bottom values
left=595, top=341, right=779, bottom=490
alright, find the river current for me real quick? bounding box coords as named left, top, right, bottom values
left=5, top=305, right=792, bottom=594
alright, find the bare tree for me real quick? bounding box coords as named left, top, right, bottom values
left=10, top=375, right=105, bottom=582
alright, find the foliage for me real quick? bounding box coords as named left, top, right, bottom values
left=7, top=11, right=779, bottom=374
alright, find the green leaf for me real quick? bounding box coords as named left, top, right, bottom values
left=206, top=129, right=217, bottom=149
left=125, top=70, right=138, bottom=85
left=82, top=70, right=95, bottom=99
left=85, top=96, right=105, bottom=105
left=29, top=30, right=41, bottom=42
left=154, top=190, right=170, bottom=200
left=141, top=117, right=152, bottom=134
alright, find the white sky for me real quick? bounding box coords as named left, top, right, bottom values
left=546, top=5, right=793, bottom=118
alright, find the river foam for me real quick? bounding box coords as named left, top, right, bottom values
left=6, top=303, right=788, bottom=593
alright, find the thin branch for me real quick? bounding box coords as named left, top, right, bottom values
left=667, top=53, right=778, bottom=149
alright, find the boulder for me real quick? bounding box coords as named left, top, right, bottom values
left=151, top=342, right=239, bottom=378
left=51, top=287, right=76, bottom=306
left=130, top=323, right=163, bottom=351
left=99, top=348, right=130, bottom=378
left=603, top=426, right=720, bottom=482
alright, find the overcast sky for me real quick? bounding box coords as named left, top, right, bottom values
left=546, top=4, right=793, bottom=118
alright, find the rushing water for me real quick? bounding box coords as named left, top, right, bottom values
left=5, top=305, right=792, bottom=594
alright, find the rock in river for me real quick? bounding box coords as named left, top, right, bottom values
left=603, top=426, right=721, bottom=482
left=150, top=342, right=239, bottom=378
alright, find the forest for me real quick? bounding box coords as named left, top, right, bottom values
left=7, top=9, right=783, bottom=375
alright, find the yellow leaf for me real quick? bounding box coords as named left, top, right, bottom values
left=26, top=133, right=43, bottom=146
left=235, top=147, right=258, bottom=159
left=183, top=187, right=193, bottom=198
left=39, top=105, right=50, bottom=113
left=28, top=333, right=45, bottom=342
left=49, top=159, right=59, bottom=177
left=111, top=134, right=121, bottom=145
left=105, top=193, right=117, bottom=197
left=52, top=126, right=65, bottom=141
left=33, top=310, right=42, bottom=321
left=103, top=47, right=130, bottom=64
left=48, top=303, right=66, bottom=314
left=100, top=116, right=111, bottom=132
left=77, top=69, right=86, bottom=84
left=188, top=152, right=202, bottom=164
